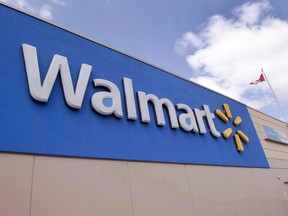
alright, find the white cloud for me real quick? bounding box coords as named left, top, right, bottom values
left=51, top=0, right=67, bottom=6
left=175, top=0, right=288, bottom=119
left=233, top=0, right=271, bottom=25
left=39, top=3, right=53, bottom=20
left=175, top=32, right=203, bottom=55
left=1, top=0, right=67, bottom=20
left=1, top=0, right=36, bottom=13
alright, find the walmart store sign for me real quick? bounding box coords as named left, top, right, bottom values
left=0, top=4, right=269, bottom=168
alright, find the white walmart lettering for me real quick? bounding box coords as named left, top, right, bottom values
left=22, top=44, right=220, bottom=137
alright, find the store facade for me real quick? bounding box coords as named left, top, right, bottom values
left=1, top=3, right=288, bottom=216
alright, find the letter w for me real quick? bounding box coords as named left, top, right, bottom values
left=22, top=44, right=92, bottom=109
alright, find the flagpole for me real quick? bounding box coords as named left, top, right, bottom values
left=261, top=68, right=288, bottom=126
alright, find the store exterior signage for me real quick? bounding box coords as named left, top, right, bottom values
left=0, top=3, right=269, bottom=168
left=22, top=43, right=251, bottom=153
left=22, top=44, right=221, bottom=138
left=263, top=125, right=288, bottom=145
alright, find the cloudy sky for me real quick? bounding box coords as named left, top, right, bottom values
left=1, top=0, right=288, bottom=122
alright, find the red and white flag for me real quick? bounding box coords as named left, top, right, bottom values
left=250, top=73, right=265, bottom=85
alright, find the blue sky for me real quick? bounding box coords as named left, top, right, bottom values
left=2, top=0, right=288, bottom=122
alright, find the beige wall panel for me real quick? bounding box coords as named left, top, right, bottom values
left=255, top=130, right=267, bottom=141
left=258, top=139, right=277, bottom=152
left=0, top=153, right=33, bottom=216
left=250, top=116, right=287, bottom=133
left=264, top=149, right=288, bottom=160
left=277, top=144, right=288, bottom=153
left=224, top=167, right=265, bottom=216
left=283, top=170, right=288, bottom=182
left=128, top=162, right=195, bottom=216
left=284, top=183, right=288, bottom=204
left=282, top=145, right=288, bottom=152
left=262, top=142, right=275, bottom=151
left=247, top=114, right=270, bottom=126
left=248, top=108, right=286, bottom=128
left=281, top=160, right=288, bottom=169
left=252, top=116, right=288, bottom=133
left=269, top=169, right=288, bottom=212
left=251, top=168, right=287, bottom=216
left=247, top=107, right=266, bottom=118
left=30, top=157, right=132, bottom=216
left=256, top=131, right=288, bottom=155
left=260, top=139, right=273, bottom=148
left=253, top=122, right=263, bottom=132
left=268, top=158, right=284, bottom=168
left=272, top=143, right=281, bottom=152
left=251, top=123, right=288, bottom=157
left=186, top=165, right=236, bottom=216
left=275, top=167, right=288, bottom=182
left=242, top=109, right=288, bottom=161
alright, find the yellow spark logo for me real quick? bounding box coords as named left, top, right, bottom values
left=215, top=103, right=249, bottom=152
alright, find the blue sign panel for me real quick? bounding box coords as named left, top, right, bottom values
left=263, top=125, right=288, bottom=145
left=0, top=4, right=269, bottom=167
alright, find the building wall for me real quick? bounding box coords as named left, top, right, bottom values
left=248, top=107, right=288, bottom=160
left=1, top=108, right=288, bottom=216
